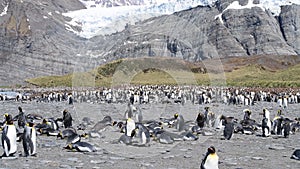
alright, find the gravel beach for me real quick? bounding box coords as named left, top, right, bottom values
left=0, top=100, right=299, bottom=169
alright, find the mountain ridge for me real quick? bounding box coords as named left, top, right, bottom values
left=91, top=1, right=299, bottom=63
left=0, top=0, right=299, bottom=86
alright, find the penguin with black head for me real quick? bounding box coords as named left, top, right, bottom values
left=175, top=114, right=185, bottom=132
left=219, top=115, right=234, bottom=140
left=1, top=114, right=17, bottom=158
left=133, top=123, right=151, bottom=146
left=201, top=146, right=219, bottom=169
left=282, top=118, right=292, bottom=138
left=65, top=141, right=97, bottom=152
left=67, top=93, right=73, bottom=105
left=291, top=149, right=300, bottom=160
left=13, top=106, right=27, bottom=129
left=23, top=118, right=37, bottom=157
left=261, top=108, right=271, bottom=137
left=272, top=109, right=283, bottom=135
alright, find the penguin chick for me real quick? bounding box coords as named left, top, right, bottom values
left=181, top=131, right=198, bottom=141
left=196, top=112, right=206, bottom=128
left=62, top=109, right=73, bottom=128
left=154, top=130, right=174, bottom=144
left=91, top=116, right=113, bottom=133
left=57, top=128, right=77, bottom=139
left=118, top=130, right=135, bottom=145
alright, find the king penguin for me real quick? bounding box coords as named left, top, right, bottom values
left=135, top=106, right=143, bottom=123
left=282, top=118, right=292, bottom=138
left=66, top=141, right=97, bottom=152
left=175, top=114, right=185, bottom=132
left=13, top=106, right=27, bottom=129
left=291, top=149, right=300, bottom=160
left=201, top=146, right=219, bottom=169
left=261, top=108, right=272, bottom=137
left=220, top=115, right=234, bottom=140
left=124, top=103, right=134, bottom=119
left=134, top=123, right=150, bottom=146
left=22, top=119, right=37, bottom=157
left=1, top=114, right=17, bottom=158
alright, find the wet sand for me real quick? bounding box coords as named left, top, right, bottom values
left=0, top=100, right=299, bottom=169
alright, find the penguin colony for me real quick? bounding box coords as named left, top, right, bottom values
left=2, top=86, right=300, bottom=107
left=0, top=86, right=300, bottom=167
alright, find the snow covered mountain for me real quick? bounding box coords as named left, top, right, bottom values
left=63, top=0, right=216, bottom=38
left=80, top=0, right=151, bottom=8
left=80, top=0, right=215, bottom=8
left=1, top=0, right=299, bottom=85
left=63, top=0, right=300, bottom=39
left=260, top=0, right=299, bottom=15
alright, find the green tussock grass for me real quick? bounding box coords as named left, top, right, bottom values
left=25, top=57, right=300, bottom=88
left=225, top=64, right=300, bottom=87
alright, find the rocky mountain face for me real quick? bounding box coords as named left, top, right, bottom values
left=0, top=0, right=299, bottom=86
left=0, top=0, right=91, bottom=85
left=94, top=0, right=299, bottom=63
left=279, top=4, right=300, bottom=55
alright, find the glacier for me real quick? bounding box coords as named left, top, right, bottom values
left=63, top=0, right=216, bottom=38
left=63, top=0, right=300, bottom=39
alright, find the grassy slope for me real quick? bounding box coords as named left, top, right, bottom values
left=226, top=64, right=300, bottom=87
left=25, top=57, right=300, bottom=88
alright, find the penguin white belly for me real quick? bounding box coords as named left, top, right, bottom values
left=78, top=146, right=92, bottom=152
left=216, top=119, right=224, bottom=130
left=245, top=98, right=249, bottom=106
left=204, top=154, right=219, bottom=169
left=31, top=128, right=37, bottom=155
left=283, top=98, right=288, bottom=108
left=6, top=125, right=17, bottom=155
left=3, top=140, right=9, bottom=156
left=278, top=99, right=282, bottom=107
left=266, top=120, right=272, bottom=136
left=126, top=119, right=135, bottom=137
left=135, top=113, right=139, bottom=123
left=141, top=132, right=147, bottom=144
